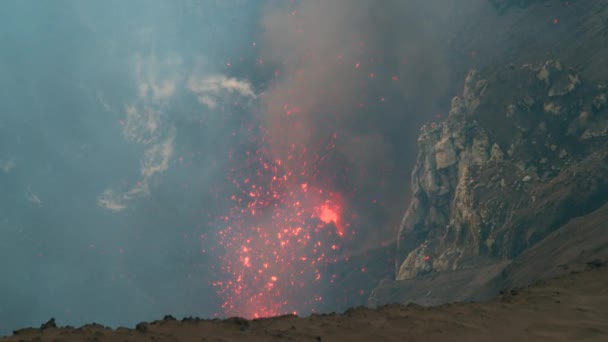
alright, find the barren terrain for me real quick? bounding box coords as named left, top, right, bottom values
left=3, top=265, right=607, bottom=341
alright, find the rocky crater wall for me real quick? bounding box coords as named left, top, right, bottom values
left=395, top=60, right=608, bottom=281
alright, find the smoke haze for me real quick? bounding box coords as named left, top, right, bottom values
left=258, top=0, right=485, bottom=244
left=0, top=0, right=487, bottom=334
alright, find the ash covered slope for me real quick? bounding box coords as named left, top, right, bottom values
left=3, top=267, right=608, bottom=341
left=444, top=0, right=608, bottom=95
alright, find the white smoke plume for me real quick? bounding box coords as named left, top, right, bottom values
left=98, top=54, right=255, bottom=211
left=188, top=75, right=256, bottom=108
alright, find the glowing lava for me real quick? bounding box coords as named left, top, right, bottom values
left=212, top=128, right=353, bottom=319
left=210, top=5, right=386, bottom=319
left=315, top=199, right=344, bottom=237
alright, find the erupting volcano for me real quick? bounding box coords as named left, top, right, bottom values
left=211, top=113, right=358, bottom=318
left=203, top=0, right=415, bottom=320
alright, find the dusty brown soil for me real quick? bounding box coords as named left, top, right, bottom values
left=4, top=266, right=607, bottom=342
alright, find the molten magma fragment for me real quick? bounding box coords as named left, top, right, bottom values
left=209, top=72, right=357, bottom=317
left=213, top=133, right=352, bottom=319
left=316, top=201, right=344, bottom=237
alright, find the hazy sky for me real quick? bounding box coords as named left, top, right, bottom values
left=0, top=0, right=267, bottom=333
left=0, top=0, right=487, bottom=334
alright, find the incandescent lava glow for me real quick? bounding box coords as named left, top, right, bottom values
left=315, top=200, right=344, bottom=237
left=211, top=120, right=356, bottom=319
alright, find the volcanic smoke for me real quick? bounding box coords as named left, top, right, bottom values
left=211, top=0, right=464, bottom=318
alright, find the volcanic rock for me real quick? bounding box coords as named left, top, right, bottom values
left=39, top=318, right=56, bottom=330
left=135, top=322, right=148, bottom=333
left=4, top=268, right=608, bottom=341
left=367, top=59, right=608, bottom=308
left=395, top=59, right=608, bottom=282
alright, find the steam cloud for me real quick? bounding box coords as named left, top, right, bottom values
left=188, top=75, right=256, bottom=109
left=0, top=0, right=262, bottom=333
left=97, top=54, right=179, bottom=211
left=98, top=54, right=255, bottom=211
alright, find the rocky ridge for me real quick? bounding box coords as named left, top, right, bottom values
left=391, top=59, right=608, bottom=285
left=4, top=267, right=608, bottom=341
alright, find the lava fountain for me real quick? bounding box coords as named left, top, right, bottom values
left=210, top=1, right=394, bottom=319
left=212, top=116, right=356, bottom=318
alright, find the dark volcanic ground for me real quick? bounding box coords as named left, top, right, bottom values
left=3, top=266, right=607, bottom=341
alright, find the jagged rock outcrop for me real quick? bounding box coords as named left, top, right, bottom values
left=395, top=60, right=608, bottom=281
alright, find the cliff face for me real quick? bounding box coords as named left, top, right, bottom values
left=395, top=60, right=608, bottom=281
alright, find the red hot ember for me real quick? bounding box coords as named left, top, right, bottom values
left=212, top=124, right=354, bottom=318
